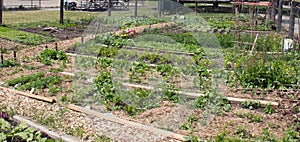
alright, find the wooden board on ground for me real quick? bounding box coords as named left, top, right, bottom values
left=68, top=104, right=186, bottom=141
left=13, top=115, right=83, bottom=142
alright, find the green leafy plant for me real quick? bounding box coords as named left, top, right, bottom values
left=257, top=128, right=276, bottom=141
left=242, top=101, right=261, bottom=110
left=0, top=118, right=54, bottom=142
left=264, top=103, right=275, bottom=114
left=39, top=49, right=68, bottom=65
left=246, top=113, right=263, bottom=123
left=184, top=134, right=199, bottom=142
left=194, top=91, right=231, bottom=113
left=129, top=62, right=148, bottom=83
left=6, top=72, right=45, bottom=86
left=0, top=59, right=20, bottom=68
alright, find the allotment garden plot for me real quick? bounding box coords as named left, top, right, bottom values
left=0, top=2, right=300, bottom=141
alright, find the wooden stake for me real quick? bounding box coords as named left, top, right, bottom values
left=13, top=50, right=17, bottom=61
left=81, top=36, right=84, bottom=43
left=55, top=43, right=58, bottom=51
left=0, top=47, right=3, bottom=64
left=251, top=33, right=259, bottom=53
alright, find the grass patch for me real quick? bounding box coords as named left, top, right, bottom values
left=2, top=10, right=101, bottom=24
left=0, top=26, right=56, bottom=45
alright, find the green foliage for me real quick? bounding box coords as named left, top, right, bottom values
left=280, top=128, right=299, bottom=141
left=264, top=104, right=275, bottom=114
left=18, top=76, right=62, bottom=93
left=256, top=20, right=275, bottom=31
left=133, top=89, right=151, bottom=98
left=6, top=72, right=45, bottom=86
left=156, top=64, right=178, bottom=78
left=129, top=62, right=148, bottom=83
left=209, top=18, right=235, bottom=29
left=0, top=26, right=56, bottom=45
left=0, top=59, right=20, bottom=68
left=120, top=17, right=165, bottom=29
left=256, top=34, right=282, bottom=52
left=23, top=64, right=40, bottom=70
left=39, top=49, right=68, bottom=65
left=257, top=128, right=276, bottom=142
left=0, top=118, right=54, bottom=142
left=6, top=72, right=62, bottom=95
left=234, top=126, right=252, bottom=139
left=216, top=33, right=235, bottom=48
left=246, top=113, right=263, bottom=123
left=124, top=105, right=138, bottom=116
left=94, top=71, right=121, bottom=108
left=68, top=126, right=85, bottom=138
left=138, top=53, right=169, bottom=64
left=97, top=46, right=119, bottom=58
left=242, top=101, right=261, bottom=110
left=185, top=134, right=199, bottom=142
left=49, top=68, right=64, bottom=73
left=227, top=52, right=300, bottom=89
left=167, top=32, right=198, bottom=45
left=97, top=57, right=113, bottom=69
left=194, top=91, right=231, bottom=113
left=95, top=34, right=127, bottom=48
left=181, top=114, right=198, bottom=131
left=162, top=84, right=179, bottom=103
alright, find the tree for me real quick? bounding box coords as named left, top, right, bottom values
left=60, top=0, right=64, bottom=24
left=270, top=0, right=277, bottom=21
left=108, top=0, right=111, bottom=16
left=0, top=0, right=3, bottom=24
left=134, top=0, right=138, bottom=17
left=277, top=0, right=283, bottom=31
left=288, top=0, right=296, bottom=39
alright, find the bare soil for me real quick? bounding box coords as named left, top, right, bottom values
left=21, top=27, right=84, bottom=40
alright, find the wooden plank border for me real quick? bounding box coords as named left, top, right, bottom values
left=0, top=86, right=55, bottom=103
left=67, top=104, right=186, bottom=141
left=13, top=115, right=83, bottom=142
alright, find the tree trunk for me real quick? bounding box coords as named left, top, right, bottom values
left=108, top=0, right=111, bottom=16
left=271, top=0, right=276, bottom=21
left=158, top=0, right=161, bottom=17
left=134, top=0, right=137, bottom=17
left=277, top=0, right=283, bottom=31
left=60, top=0, right=64, bottom=24
left=288, top=1, right=296, bottom=39
left=298, top=11, right=300, bottom=52
left=0, top=0, right=3, bottom=24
